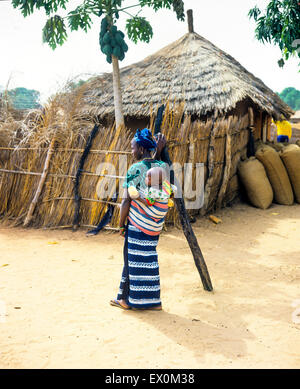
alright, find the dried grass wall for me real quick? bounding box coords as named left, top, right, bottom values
left=0, top=95, right=250, bottom=230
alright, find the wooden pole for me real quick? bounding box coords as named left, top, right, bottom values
left=23, top=138, right=56, bottom=227
left=216, top=117, right=233, bottom=209
left=200, top=114, right=218, bottom=216
left=247, top=107, right=255, bottom=157
left=154, top=105, right=213, bottom=291
left=262, top=114, right=268, bottom=143
left=248, top=107, right=254, bottom=128
left=0, top=169, right=124, bottom=180
left=0, top=147, right=131, bottom=155
left=72, top=124, right=99, bottom=231
left=187, top=9, right=194, bottom=33
left=0, top=169, right=42, bottom=177
left=161, top=146, right=213, bottom=291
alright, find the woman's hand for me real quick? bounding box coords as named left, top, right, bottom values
left=154, top=133, right=167, bottom=159
left=119, top=226, right=126, bottom=237
left=119, top=189, right=130, bottom=237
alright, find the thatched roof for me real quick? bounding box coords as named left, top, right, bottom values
left=80, top=31, right=293, bottom=120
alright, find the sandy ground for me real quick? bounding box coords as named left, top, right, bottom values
left=0, top=201, right=299, bottom=369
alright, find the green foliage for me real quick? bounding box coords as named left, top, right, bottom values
left=249, top=0, right=300, bottom=68
left=12, top=0, right=68, bottom=17
left=1, top=87, right=41, bottom=110
left=66, top=79, right=87, bottom=91
left=278, top=87, right=300, bottom=111
left=126, top=17, right=153, bottom=44
left=13, top=0, right=185, bottom=63
left=42, top=15, right=67, bottom=49
left=68, top=5, right=93, bottom=32
left=138, top=0, right=184, bottom=20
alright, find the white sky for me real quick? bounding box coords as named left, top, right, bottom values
left=0, top=0, right=299, bottom=104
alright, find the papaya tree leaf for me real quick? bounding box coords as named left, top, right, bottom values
left=67, top=5, right=92, bottom=32
left=126, top=16, right=153, bottom=44
left=12, top=0, right=69, bottom=17
left=249, top=0, right=300, bottom=68
left=42, top=15, right=68, bottom=50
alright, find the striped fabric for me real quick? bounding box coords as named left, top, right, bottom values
left=128, top=198, right=169, bottom=236
left=117, top=223, right=161, bottom=309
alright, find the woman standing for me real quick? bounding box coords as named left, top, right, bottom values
left=110, top=129, right=168, bottom=311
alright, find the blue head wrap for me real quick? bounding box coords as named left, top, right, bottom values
left=134, top=128, right=157, bottom=151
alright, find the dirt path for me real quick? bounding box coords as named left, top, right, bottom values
left=0, top=202, right=299, bottom=368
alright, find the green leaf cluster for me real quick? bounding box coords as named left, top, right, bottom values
left=126, top=16, right=153, bottom=44
left=249, top=0, right=300, bottom=68
left=138, top=0, right=184, bottom=20
left=42, top=14, right=67, bottom=49
left=68, top=5, right=93, bottom=32
left=278, top=87, right=300, bottom=111
left=1, top=87, right=41, bottom=110
left=12, top=0, right=185, bottom=60
left=12, top=0, right=68, bottom=16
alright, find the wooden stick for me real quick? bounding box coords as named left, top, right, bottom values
left=216, top=117, right=233, bottom=209
left=200, top=114, right=218, bottom=216
left=161, top=146, right=213, bottom=292
left=41, top=197, right=120, bottom=207
left=80, top=171, right=125, bottom=179
left=43, top=225, right=119, bottom=231
left=73, top=124, right=99, bottom=231
left=0, top=169, right=125, bottom=180
left=23, top=138, right=56, bottom=227
left=0, top=147, right=131, bottom=155
left=82, top=225, right=119, bottom=231
left=0, top=168, right=42, bottom=177
left=187, top=9, right=194, bottom=33
left=248, top=107, right=254, bottom=128
left=154, top=106, right=213, bottom=291
left=262, top=114, right=268, bottom=143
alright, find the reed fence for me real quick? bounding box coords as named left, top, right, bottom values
left=0, top=97, right=250, bottom=230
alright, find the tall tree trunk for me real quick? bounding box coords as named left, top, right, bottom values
left=112, top=55, right=125, bottom=128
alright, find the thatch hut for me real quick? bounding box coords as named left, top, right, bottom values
left=0, top=10, right=295, bottom=231
left=80, top=10, right=293, bottom=141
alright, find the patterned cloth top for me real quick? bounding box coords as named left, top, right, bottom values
left=123, top=160, right=169, bottom=236
left=142, top=180, right=175, bottom=205
left=123, top=160, right=168, bottom=190
left=128, top=199, right=169, bottom=236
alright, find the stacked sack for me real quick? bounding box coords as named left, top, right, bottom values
left=279, top=144, right=300, bottom=204
left=255, top=144, right=294, bottom=205
left=238, top=143, right=300, bottom=209
left=238, top=157, right=273, bottom=209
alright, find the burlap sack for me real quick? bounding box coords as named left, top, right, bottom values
left=254, top=139, right=264, bottom=153
left=238, top=157, right=273, bottom=209
left=255, top=145, right=294, bottom=205
left=266, top=141, right=285, bottom=152
left=279, top=144, right=300, bottom=203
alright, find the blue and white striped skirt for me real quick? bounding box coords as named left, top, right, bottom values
left=117, top=222, right=161, bottom=309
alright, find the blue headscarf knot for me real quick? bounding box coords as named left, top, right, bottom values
left=134, top=128, right=157, bottom=151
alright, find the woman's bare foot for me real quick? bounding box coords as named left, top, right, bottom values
left=119, top=299, right=130, bottom=309
left=110, top=299, right=131, bottom=310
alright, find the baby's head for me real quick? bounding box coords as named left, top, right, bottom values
left=145, top=167, right=166, bottom=188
